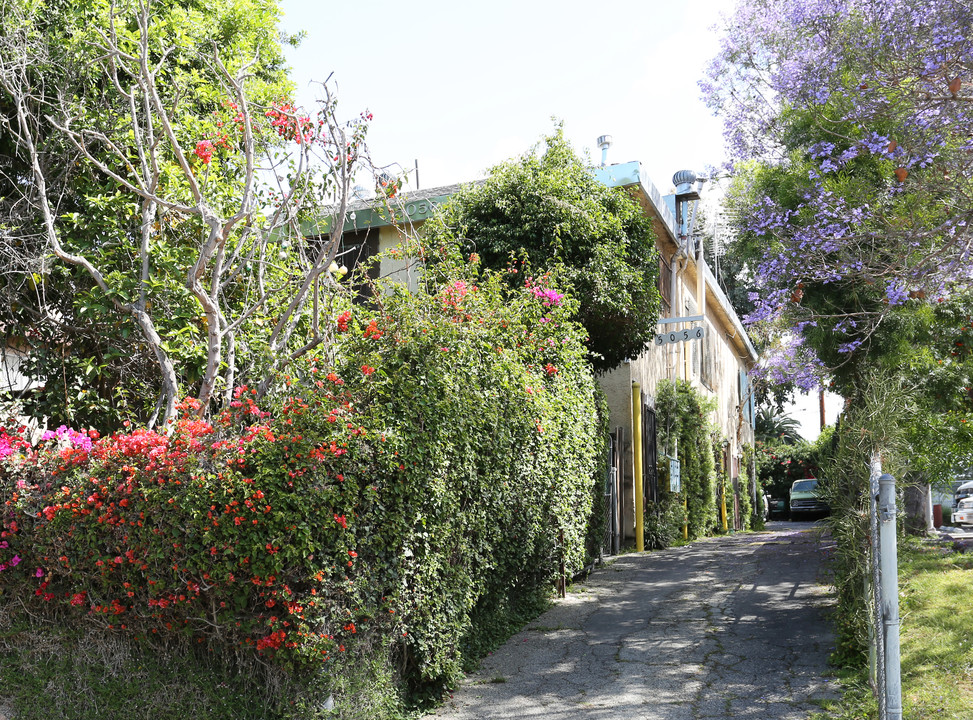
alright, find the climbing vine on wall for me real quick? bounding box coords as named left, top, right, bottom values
left=656, top=380, right=718, bottom=540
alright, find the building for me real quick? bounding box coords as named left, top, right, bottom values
left=310, top=160, right=758, bottom=549
left=592, top=163, right=757, bottom=548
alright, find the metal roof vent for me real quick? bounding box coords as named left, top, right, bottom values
left=673, top=169, right=699, bottom=199
left=597, top=135, right=613, bottom=167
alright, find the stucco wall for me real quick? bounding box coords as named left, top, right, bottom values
left=598, top=262, right=755, bottom=541
left=376, top=226, right=421, bottom=293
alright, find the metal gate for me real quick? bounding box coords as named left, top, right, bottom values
left=642, top=404, right=658, bottom=507
left=604, top=428, right=623, bottom=556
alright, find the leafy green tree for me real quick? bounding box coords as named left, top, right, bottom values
left=422, top=130, right=662, bottom=372
left=0, top=0, right=369, bottom=429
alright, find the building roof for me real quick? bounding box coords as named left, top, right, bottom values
left=303, top=182, right=478, bottom=236
left=308, top=162, right=758, bottom=364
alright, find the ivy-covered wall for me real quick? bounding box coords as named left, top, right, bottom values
left=653, top=379, right=719, bottom=544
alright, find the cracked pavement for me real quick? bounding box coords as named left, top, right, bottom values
left=428, top=521, right=838, bottom=720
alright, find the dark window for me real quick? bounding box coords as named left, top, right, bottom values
left=642, top=400, right=658, bottom=505
left=658, top=254, right=672, bottom=316
left=334, top=229, right=380, bottom=304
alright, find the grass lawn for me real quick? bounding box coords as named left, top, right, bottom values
left=897, top=538, right=973, bottom=719
left=814, top=537, right=973, bottom=720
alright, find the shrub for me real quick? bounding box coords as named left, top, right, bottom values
left=421, top=128, right=661, bottom=372
left=0, top=239, right=606, bottom=718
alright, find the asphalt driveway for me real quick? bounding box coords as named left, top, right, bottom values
left=428, top=522, right=838, bottom=720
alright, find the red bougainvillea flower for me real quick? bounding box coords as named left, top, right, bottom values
left=363, top=320, right=382, bottom=340
left=361, top=365, right=375, bottom=376
left=194, top=140, right=214, bottom=164
left=336, top=311, right=351, bottom=333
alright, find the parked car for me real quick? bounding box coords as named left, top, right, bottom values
left=789, top=478, right=829, bottom=519
left=953, top=497, right=973, bottom=527
left=954, top=480, right=973, bottom=510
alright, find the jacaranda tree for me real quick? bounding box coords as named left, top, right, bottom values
left=704, top=0, right=973, bottom=671
left=704, top=0, right=973, bottom=391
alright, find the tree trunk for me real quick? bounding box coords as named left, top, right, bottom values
left=902, top=478, right=932, bottom=535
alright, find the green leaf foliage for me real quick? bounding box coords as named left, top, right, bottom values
left=0, top=236, right=608, bottom=718
left=0, top=0, right=300, bottom=429
left=422, top=128, right=662, bottom=372
left=655, top=379, right=718, bottom=542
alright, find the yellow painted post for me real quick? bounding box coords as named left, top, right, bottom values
left=682, top=496, right=688, bottom=541
left=632, top=382, right=644, bottom=552
left=721, top=487, right=729, bottom=532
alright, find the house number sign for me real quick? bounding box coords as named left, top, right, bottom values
left=655, top=326, right=705, bottom=345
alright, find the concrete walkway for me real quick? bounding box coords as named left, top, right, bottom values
left=429, top=522, right=838, bottom=720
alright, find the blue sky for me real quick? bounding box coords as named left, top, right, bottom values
left=278, top=0, right=738, bottom=194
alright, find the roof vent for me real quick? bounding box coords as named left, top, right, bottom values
left=597, top=135, right=613, bottom=167
left=673, top=169, right=699, bottom=198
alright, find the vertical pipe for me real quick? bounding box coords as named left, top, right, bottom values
left=632, top=382, right=644, bottom=552
left=696, top=223, right=706, bottom=323
left=879, top=473, right=903, bottom=720
left=683, top=495, right=688, bottom=541
left=721, top=480, right=729, bottom=531
left=870, top=456, right=887, bottom=720
left=925, top=484, right=935, bottom=532
left=670, top=251, right=684, bottom=381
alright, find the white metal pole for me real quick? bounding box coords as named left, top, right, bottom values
left=879, top=472, right=903, bottom=720
left=869, top=455, right=887, bottom=720
left=925, top=484, right=935, bottom=532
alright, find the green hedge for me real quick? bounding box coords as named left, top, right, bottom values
left=0, top=245, right=607, bottom=718
left=651, top=382, right=756, bottom=538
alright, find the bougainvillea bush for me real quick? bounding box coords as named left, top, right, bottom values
left=0, top=240, right=606, bottom=719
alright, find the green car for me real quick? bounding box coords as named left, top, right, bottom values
left=789, top=478, right=829, bottom=519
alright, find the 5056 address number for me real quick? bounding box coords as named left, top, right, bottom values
left=655, top=326, right=705, bottom=345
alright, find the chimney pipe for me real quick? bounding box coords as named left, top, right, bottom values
left=597, top=135, right=613, bottom=167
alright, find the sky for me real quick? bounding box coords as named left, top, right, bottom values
left=788, top=391, right=844, bottom=442
left=275, top=0, right=837, bottom=440
left=277, top=0, right=739, bottom=195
